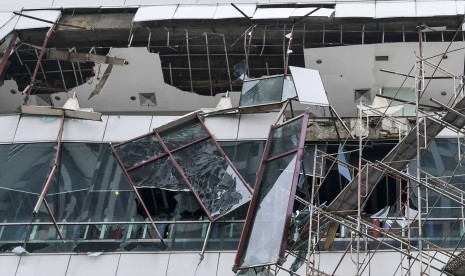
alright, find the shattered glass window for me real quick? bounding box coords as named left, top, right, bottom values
left=159, top=119, right=208, bottom=150
left=129, top=156, right=188, bottom=191
left=240, top=154, right=297, bottom=268
left=115, top=134, right=165, bottom=169
left=172, top=139, right=251, bottom=220
left=240, top=76, right=285, bottom=107
left=282, top=77, right=297, bottom=101
left=268, top=117, right=303, bottom=158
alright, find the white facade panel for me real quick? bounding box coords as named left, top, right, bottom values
left=253, top=8, right=295, bottom=19
left=150, top=116, right=179, bottom=130
left=417, top=1, right=457, bottom=17
left=291, top=7, right=317, bottom=17
left=237, top=113, right=276, bottom=140
left=0, top=255, right=20, bottom=276
left=116, top=253, right=169, bottom=276
left=103, top=115, right=152, bottom=142
left=14, top=116, right=62, bottom=143
left=166, top=253, right=219, bottom=275
left=0, top=16, right=18, bottom=41
left=62, top=116, right=108, bottom=142
left=0, top=115, right=19, bottom=144
left=0, top=1, right=54, bottom=12
left=133, top=5, right=178, bottom=21
left=290, top=66, right=329, bottom=106
left=204, top=115, right=239, bottom=140
left=335, top=3, right=375, bottom=18
left=125, top=0, right=196, bottom=5
left=375, top=1, right=416, bottom=18
left=458, top=1, right=465, bottom=14
left=0, top=12, right=14, bottom=28
left=173, top=5, right=217, bottom=19
left=308, top=8, right=334, bottom=17
left=216, top=253, right=236, bottom=276
left=15, top=10, right=61, bottom=30
left=52, top=0, right=125, bottom=8
left=66, top=255, right=119, bottom=276
left=16, top=255, right=70, bottom=276
left=213, top=4, right=256, bottom=19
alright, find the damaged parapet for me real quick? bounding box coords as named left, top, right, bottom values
left=113, top=112, right=252, bottom=221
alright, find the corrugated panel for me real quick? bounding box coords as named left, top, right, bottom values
left=14, top=116, right=62, bottom=143
left=237, top=113, right=278, bottom=140
left=15, top=10, right=61, bottom=30
left=0, top=115, right=19, bottom=144
left=290, top=66, right=329, bottom=106
left=133, top=5, right=178, bottom=21
left=116, top=254, right=170, bottom=276
left=173, top=5, right=217, bottom=19
left=103, top=115, right=152, bottom=142
left=16, top=255, right=70, bottom=276
left=66, top=255, right=119, bottom=276
left=166, top=253, right=219, bottom=275
left=253, top=7, right=295, bottom=19
left=204, top=115, right=239, bottom=140
left=335, top=3, right=375, bottom=18
left=417, top=1, right=457, bottom=17
left=62, top=115, right=108, bottom=142
left=213, top=4, right=256, bottom=19
left=375, top=1, right=416, bottom=18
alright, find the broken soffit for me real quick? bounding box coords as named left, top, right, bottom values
left=113, top=114, right=252, bottom=221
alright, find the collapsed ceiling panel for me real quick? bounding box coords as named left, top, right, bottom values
left=113, top=115, right=252, bottom=221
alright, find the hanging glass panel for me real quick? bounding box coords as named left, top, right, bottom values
left=239, top=154, right=297, bottom=268
left=268, top=117, right=303, bottom=158
left=172, top=139, right=251, bottom=220
left=114, top=134, right=164, bottom=169
left=159, top=119, right=208, bottom=150
left=240, top=76, right=285, bottom=107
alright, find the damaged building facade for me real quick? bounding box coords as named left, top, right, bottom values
left=1, top=1, right=465, bottom=275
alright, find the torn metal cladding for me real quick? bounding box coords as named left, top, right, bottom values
left=113, top=115, right=252, bottom=222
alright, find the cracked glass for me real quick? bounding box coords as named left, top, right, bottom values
left=240, top=76, right=285, bottom=107
left=129, top=156, right=188, bottom=191
left=240, top=153, right=297, bottom=268
left=115, top=134, right=165, bottom=169
left=159, top=119, right=208, bottom=150
left=268, top=117, right=303, bottom=158
left=172, top=139, right=251, bottom=220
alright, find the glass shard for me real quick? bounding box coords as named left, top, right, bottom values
left=115, top=134, right=165, bottom=169
left=172, top=139, right=251, bottom=220
left=240, top=154, right=297, bottom=268
left=159, top=119, right=208, bottom=150
left=240, top=76, right=285, bottom=107
left=129, top=156, right=188, bottom=191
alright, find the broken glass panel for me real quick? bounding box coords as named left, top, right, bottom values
left=159, top=119, right=208, bottom=150
left=129, top=156, right=188, bottom=191
left=268, top=117, right=303, bottom=158
left=282, top=77, right=297, bottom=101
left=172, top=139, right=251, bottom=220
left=0, top=143, right=55, bottom=195
left=80, top=190, right=139, bottom=222
left=239, top=154, right=297, bottom=268
left=240, top=76, right=285, bottom=107
left=115, top=134, right=165, bottom=169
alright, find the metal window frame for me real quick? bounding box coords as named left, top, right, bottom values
left=113, top=114, right=252, bottom=222
left=234, top=108, right=309, bottom=270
